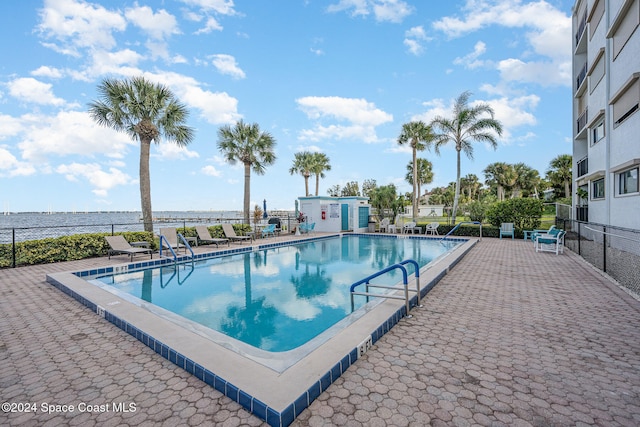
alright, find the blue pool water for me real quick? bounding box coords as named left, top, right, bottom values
left=94, top=235, right=460, bottom=352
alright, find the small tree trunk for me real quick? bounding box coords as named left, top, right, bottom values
left=139, top=138, right=153, bottom=232
left=451, top=149, right=461, bottom=225
left=244, top=162, right=251, bottom=225
left=315, top=174, right=320, bottom=196
left=412, top=147, right=418, bottom=221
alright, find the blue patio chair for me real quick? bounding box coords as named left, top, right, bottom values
left=299, top=222, right=315, bottom=234
left=261, top=223, right=276, bottom=238
left=531, top=226, right=557, bottom=243
left=499, top=223, right=515, bottom=239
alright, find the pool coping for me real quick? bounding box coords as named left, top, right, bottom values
left=46, top=233, right=477, bottom=427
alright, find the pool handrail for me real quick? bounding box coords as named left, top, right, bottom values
left=349, top=259, right=420, bottom=316
left=440, top=221, right=482, bottom=241
left=158, top=233, right=194, bottom=261
left=177, top=232, right=195, bottom=259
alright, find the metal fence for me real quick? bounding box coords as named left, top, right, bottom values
left=558, top=218, right=640, bottom=297
left=0, top=215, right=297, bottom=268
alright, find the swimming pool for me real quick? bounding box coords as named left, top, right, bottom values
left=47, top=233, right=475, bottom=426
left=91, top=235, right=459, bottom=353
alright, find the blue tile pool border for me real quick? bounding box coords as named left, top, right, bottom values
left=46, top=234, right=476, bottom=427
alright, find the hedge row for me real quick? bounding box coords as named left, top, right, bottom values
left=0, top=224, right=252, bottom=268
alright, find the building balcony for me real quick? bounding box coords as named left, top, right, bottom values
left=576, top=62, right=587, bottom=92
left=576, top=108, right=588, bottom=134
left=577, top=156, right=588, bottom=177
left=574, top=10, right=587, bottom=50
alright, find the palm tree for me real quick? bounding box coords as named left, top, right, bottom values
left=88, top=76, right=194, bottom=232
left=431, top=91, right=503, bottom=224
left=547, top=154, right=573, bottom=197
left=512, top=163, right=540, bottom=198
left=397, top=121, right=435, bottom=220
left=484, top=162, right=516, bottom=201
left=289, top=151, right=314, bottom=196
left=460, top=173, right=481, bottom=201
left=309, top=152, right=331, bottom=196
left=405, top=158, right=434, bottom=205
left=217, top=120, right=277, bottom=224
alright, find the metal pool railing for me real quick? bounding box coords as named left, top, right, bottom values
left=439, top=221, right=482, bottom=241
left=350, top=259, right=420, bottom=317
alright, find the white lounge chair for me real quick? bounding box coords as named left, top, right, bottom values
left=535, top=230, right=566, bottom=255
left=402, top=221, right=420, bottom=234
left=105, top=235, right=153, bottom=261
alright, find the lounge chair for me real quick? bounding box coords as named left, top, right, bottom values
left=530, top=226, right=556, bottom=243
left=499, top=223, right=515, bottom=239
left=105, top=235, right=153, bottom=261
left=267, top=217, right=282, bottom=235
left=425, top=222, right=439, bottom=235
left=402, top=221, right=420, bottom=234
left=221, top=223, right=252, bottom=244
left=159, top=227, right=186, bottom=253
left=195, top=225, right=229, bottom=248
left=535, top=230, right=566, bottom=255
left=261, top=223, right=276, bottom=238
left=299, top=222, right=315, bottom=234
left=379, top=218, right=391, bottom=233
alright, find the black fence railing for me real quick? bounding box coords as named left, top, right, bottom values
left=577, top=107, right=588, bottom=133
left=577, top=156, right=588, bottom=177
left=558, top=218, right=640, bottom=297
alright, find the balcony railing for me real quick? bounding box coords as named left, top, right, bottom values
left=577, top=108, right=588, bottom=133
left=575, top=10, right=587, bottom=47
left=577, top=156, right=588, bottom=177
left=576, top=62, right=587, bottom=91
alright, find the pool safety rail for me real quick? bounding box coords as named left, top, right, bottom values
left=158, top=233, right=195, bottom=261
left=350, top=259, right=420, bottom=317
left=440, top=221, right=482, bottom=241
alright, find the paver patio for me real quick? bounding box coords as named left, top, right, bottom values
left=1, top=238, right=639, bottom=426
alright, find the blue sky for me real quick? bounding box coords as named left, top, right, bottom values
left=0, top=0, right=574, bottom=213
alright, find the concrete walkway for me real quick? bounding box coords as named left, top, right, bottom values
left=1, top=238, right=639, bottom=426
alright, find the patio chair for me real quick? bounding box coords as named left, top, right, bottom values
left=535, top=230, right=566, bottom=255
left=499, top=223, right=515, bottom=239
left=530, top=226, right=557, bottom=243
left=105, top=235, right=153, bottom=261
left=267, top=217, right=282, bottom=235
left=299, top=222, right=315, bottom=234
left=261, top=223, right=277, bottom=238
left=195, top=225, right=229, bottom=248
left=221, top=223, right=252, bottom=244
left=402, top=221, right=420, bottom=234
left=159, top=227, right=187, bottom=253
left=425, top=222, right=440, bottom=235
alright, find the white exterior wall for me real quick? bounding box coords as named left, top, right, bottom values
left=298, top=196, right=370, bottom=233
left=572, top=0, right=640, bottom=230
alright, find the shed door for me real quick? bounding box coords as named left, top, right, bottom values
left=341, top=204, right=349, bottom=231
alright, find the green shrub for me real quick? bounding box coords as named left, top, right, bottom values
left=485, top=198, right=544, bottom=230
left=466, top=201, right=487, bottom=223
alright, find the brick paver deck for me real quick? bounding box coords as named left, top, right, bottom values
left=1, top=238, right=639, bottom=426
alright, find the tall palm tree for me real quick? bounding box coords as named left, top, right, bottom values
left=217, top=120, right=277, bottom=224
left=397, top=121, right=435, bottom=220
left=512, top=163, right=540, bottom=198
left=547, top=154, right=573, bottom=197
left=289, top=151, right=314, bottom=196
left=88, top=76, right=194, bottom=232
left=431, top=91, right=503, bottom=223
left=460, top=173, right=481, bottom=201
left=405, top=158, right=434, bottom=205
left=309, top=152, right=331, bottom=196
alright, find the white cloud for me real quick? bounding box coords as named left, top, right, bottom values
left=201, top=165, right=222, bottom=176
left=210, top=54, right=246, bottom=79
left=453, top=41, right=488, bottom=69
left=433, top=0, right=571, bottom=87
left=31, top=66, right=64, bottom=79
left=153, top=142, right=200, bottom=160
left=328, top=0, right=413, bottom=23
left=179, top=0, right=237, bottom=15
left=56, top=162, right=132, bottom=197
left=18, top=111, right=134, bottom=164
left=37, top=0, right=127, bottom=55
left=7, top=77, right=66, bottom=106
left=194, top=17, right=224, bottom=34
left=404, top=26, right=430, bottom=56
left=296, top=96, right=393, bottom=143
left=125, top=5, right=180, bottom=40
left=0, top=114, right=23, bottom=140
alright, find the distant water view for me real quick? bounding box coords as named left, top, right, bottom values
left=0, top=211, right=248, bottom=244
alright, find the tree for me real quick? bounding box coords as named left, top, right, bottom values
left=341, top=181, right=360, bottom=196
left=217, top=120, right=277, bottom=225
left=362, top=179, right=377, bottom=198
left=397, top=121, right=435, bottom=221
left=369, top=184, right=398, bottom=218
left=309, top=152, right=331, bottom=196
left=460, top=173, right=481, bottom=201
left=405, top=158, right=434, bottom=205
left=512, top=163, right=540, bottom=198
left=327, top=184, right=341, bottom=197
left=484, top=162, right=515, bottom=201
left=547, top=154, right=573, bottom=198
left=431, top=91, right=503, bottom=224
left=289, top=151, right=314, bottom=196
left=88, top=76, right=194, bottom=232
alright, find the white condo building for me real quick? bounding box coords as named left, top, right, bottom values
left=572, top=0, right=640, bottom=229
